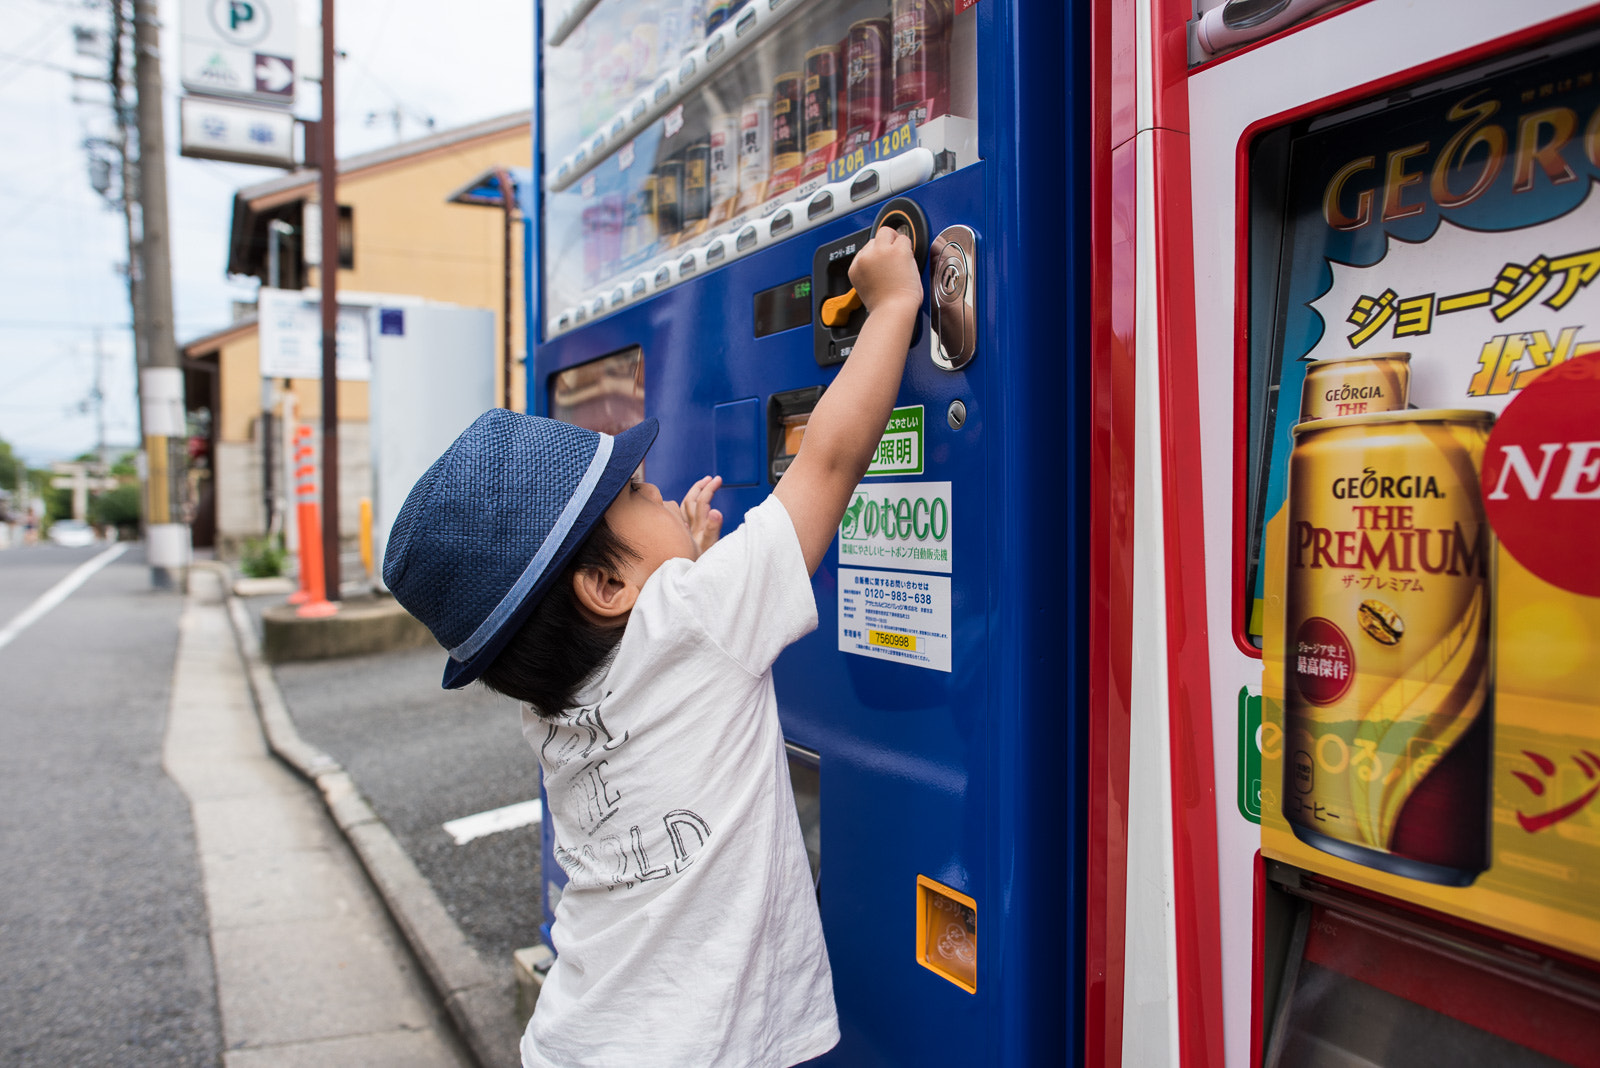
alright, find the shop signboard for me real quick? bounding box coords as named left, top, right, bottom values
left=1255, top=35, right=1600, bottom=964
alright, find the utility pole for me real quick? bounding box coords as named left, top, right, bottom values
left=109, top=0, right=148, bottom=389
left=133, top=0, right=189, bottom=588
left=319, top=0, right=341, bottom=599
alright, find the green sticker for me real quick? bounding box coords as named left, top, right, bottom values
left=866, top=405, right=924, bottom=477
left=1238, top=687, right=1262, bottom=824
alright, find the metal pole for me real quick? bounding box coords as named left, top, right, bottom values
left=496, top=168, right=515, bottom=410
left=319, top=0, right=341, bottom=599
left=134, top=0, right=189, bottom=588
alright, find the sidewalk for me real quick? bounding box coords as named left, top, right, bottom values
left=214, top=569, right=531, bottom=1068
left=165, top=567, right=474, bottom=1067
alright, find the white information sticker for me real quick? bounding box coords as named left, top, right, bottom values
left=838, top=568, right=951, bottom=672
left=836, top=480, right=951, bottom=574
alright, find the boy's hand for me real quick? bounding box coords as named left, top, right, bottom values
left=847, top=225, right=923, bottom=315
left=678, top=475, right=723, bottom=555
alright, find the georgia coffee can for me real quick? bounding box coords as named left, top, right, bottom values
left=737, top=92, right=772, bottom=210
left=1300, top=352, right=1413, bottom=423
left=770, top=71, right=803, bottom=196
left=1283, top=409, right=1496, bottom=886
left=891, top=0, right=951, bottom=124
left=845, top=18, right=892, bottom=149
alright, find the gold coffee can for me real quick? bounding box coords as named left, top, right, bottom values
left=1299, top=351, right=1412, bottom=423
left=1283, top=408, right=1495, bottom=886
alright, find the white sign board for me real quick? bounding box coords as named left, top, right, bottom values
left=837, top=569, right=952, bottom=672
left=258, top=288, right=371, bottom=380
left=836, top=480, right=952, bottom=573
left=181, top=0, right=297, bottom=106
left=179, top=96, right=295, bottom=167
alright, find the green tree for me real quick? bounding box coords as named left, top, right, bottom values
left=0, top=435, right=19, bottom=494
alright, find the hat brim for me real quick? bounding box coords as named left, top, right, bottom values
left=440, top=417, right=659, bottom=690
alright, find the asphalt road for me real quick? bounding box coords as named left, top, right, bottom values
left=0, top=543, right=223, bottom=1066
left=254, top=608, right=547, bottom=967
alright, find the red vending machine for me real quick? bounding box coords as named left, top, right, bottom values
left=1091, top=0, right=1600, bottom=1064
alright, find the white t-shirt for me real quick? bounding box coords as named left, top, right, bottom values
left=521, top=495, right=839, bottom=1068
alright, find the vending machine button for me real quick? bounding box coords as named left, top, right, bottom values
left=807, top=191, right=835, bottom=220
left=736, top=8, right=757, bottom=35
left=707, top=34, right=726, bottom=60
left=770, top=209, right=794, bottom=236
left=736, top=226, right=759, bottom=251
left=850, top=169, right=881, bottom=201
left=631, top=99, right=647, bottom=121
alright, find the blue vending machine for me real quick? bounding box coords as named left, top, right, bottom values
left=530, top=0, right=1085, bottom=1061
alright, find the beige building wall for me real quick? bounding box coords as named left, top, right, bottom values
left=315, top=126, right=531, bottom=411
left=196, top=118, right=531, bottom=561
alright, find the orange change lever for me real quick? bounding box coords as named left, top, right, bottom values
left=820, top=287, right=863, bottom=327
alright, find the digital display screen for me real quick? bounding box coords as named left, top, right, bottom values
left=754, top=277, right=812, bottom=337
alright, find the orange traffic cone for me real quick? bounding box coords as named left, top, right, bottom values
left=288, top=426, right=337, bottom=619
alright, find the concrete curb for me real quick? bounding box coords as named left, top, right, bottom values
left=212, top=570, right=523, bottom=1068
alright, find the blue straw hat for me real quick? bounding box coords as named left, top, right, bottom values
left=383, top=410, right=659, bottom=689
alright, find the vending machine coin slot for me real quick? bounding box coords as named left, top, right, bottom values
left=767, top=385, right=825, bottom=483
left=811, top=197, right=929, bottom=367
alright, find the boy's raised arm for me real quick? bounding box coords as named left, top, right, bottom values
left=776, top=225, right=924, bottom=575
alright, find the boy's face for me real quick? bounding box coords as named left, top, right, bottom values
left=604, top=475, right=701, bottom=584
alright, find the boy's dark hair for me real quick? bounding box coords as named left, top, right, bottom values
left=479, top=516, right=636, bottom=716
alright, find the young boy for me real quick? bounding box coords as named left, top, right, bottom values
left=384, top=225, right=923, bottom=1067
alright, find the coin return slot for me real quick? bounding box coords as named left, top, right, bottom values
left=916, top=876, right=978, bottom=994
left=850, top=170, right=880, bottom=201
left=807, top=191, right=834, bottom=220
left=767, top=386, right=823, bottom=483
left=770, top=209, right=794, bottom=236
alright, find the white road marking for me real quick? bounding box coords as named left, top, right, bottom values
left=0, top=543, right=129, bottom=654
left=443, top=799, right=543, bottom=846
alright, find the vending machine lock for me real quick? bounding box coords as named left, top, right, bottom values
left=929, top=224, right=978, bottom=371
left=811, top=197, right=929, bottom=367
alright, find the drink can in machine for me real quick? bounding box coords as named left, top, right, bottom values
left=737, top=92, right=772, bottom=211
left=845, top=18, right=892, bottom=150
left=770, top=71, right=803, bottom=196
left=889, top=0, right=951, bottom=128
left=802, top=44, right=842, bottom=182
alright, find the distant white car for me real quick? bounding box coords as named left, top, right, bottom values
left=49, top=519, right=95, bottom=548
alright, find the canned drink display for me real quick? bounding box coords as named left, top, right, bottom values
left=708, top=113, right=739, bottom=214
left=770, top=71, right=804, bottom=196
left=597, top=192, right=623, bottom=284
left=845, top=18, right=892, bottom=149
left=682, top=137, right=711, bottom=227
left=737, top=93, right=772, bottom=211
left=1300, top=352, right=1413, bottom=423
left=802, top=44, right=843, bottom=181
left=705, top=0, right=730, bottom=34
left=655, top=154, right=684, bottom=239
left=624, top=172, right=659, bottom=259
left=1283, top=409, right=1496, bottom=887
left=629, top=13, right=661, bottom=92
left=890, top=0, right=951, bottom=127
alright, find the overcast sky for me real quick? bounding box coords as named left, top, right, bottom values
left=0, top=0, right=533, bottom=466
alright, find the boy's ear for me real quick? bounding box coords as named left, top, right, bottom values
left=572, top=566, right=637, bottom=620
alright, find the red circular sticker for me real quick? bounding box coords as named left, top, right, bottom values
left=1480, top=351, right=1600, bottom=598
left=1291, top=616, right=1355, bottom=706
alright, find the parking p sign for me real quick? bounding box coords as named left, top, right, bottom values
left=181, top=0, right=297, bottom=106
